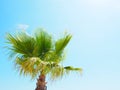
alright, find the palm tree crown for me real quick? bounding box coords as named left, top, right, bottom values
left=6, top=28, right=82, bottom=80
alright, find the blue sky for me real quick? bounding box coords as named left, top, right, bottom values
left=0, top=0, right=120, bottom=90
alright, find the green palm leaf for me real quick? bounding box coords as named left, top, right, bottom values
left=6, top=32, right=35, bottom=57
left=33, top=29, right=52, bottom=57
left=55, top=33, right=72, bottom=54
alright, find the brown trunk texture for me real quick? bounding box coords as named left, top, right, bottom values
left=35, top=74, right=47, bottom=90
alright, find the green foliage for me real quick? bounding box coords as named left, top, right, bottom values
left=55, top=33, right=72, bottom=54
left=6, top=28, right=82, bottom=80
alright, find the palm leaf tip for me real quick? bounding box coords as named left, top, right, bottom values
left=64, top=66, right=82, bottom=72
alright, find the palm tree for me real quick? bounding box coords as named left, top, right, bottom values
left=6, top=28, right=82, bottom=90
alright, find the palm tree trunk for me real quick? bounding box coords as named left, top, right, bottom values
left=35, top=74, right=47, bottom=90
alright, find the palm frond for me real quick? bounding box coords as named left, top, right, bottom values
left=6, top=32, right=35, bottom=57
left=48, top=65, right=82, bottom=80
left=33, top=28, right=53, bottom=57
left=15, top=56, right=48, bottom=79
left=55, top=33, right=72, bottom=54
left=64, top=66, right=82, bottom=73
left=49, top=65, right=64, bottom=80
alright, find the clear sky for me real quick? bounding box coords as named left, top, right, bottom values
left=0, top=0, right=120, bottom=90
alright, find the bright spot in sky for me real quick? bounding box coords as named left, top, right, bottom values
left=86, top=0, right=120, bottom=9
left=17, top=24, right=29, bottom=30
